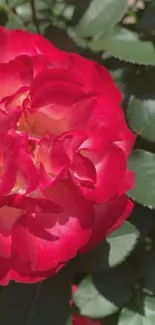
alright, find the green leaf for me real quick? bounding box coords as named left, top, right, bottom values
left=75, top=221, right=139, bottom=272
left=0, top=0, right=25, bottom=28
left=63, top=5, right=75, bottom=21
left=67, top=27, right=88, bottom=49
left=107, top=222, right=139, bottom=266
left=89, top=27, right=155, bottom=65
left=110, top=69, right=126, bottom=98
left=128, top=98, right=155, bottom=142
left=0, top=267, right=72, bottom=325
left=16, top=3, right=32, bottom=21
left=118, top=296, right=155, bottom=325
left=75, top=0, right=128, bottom=37
left=128, top=150, right=155, bottom=207
left=73, top=267, right=133, bottom=319
left=0, top=5, right=8, bottom=25
left=6, top=11, right=24, bottom=29
left=4, top=0, right=24, bottom=6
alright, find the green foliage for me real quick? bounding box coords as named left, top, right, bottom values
left=128, top=150, right=155, bottom=208
left=128, top=98, right=155, bottom=142
left=89, top=27, right=155, bottom=65
left=75, top=221, right=139, bottom=272
left=118, top=296, right=155, bottom=325
left=75, top=0, right=128, bottom=37
left=73, top=267, right=133, bottom=318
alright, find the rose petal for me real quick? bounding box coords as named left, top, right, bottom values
left=81, top=145, right=126, bottom=203
left=73, top=153, right=97, bottom=187
left=18, top=150, right=38, bottom=194
left=0, top=234, right=11, bottom=258
left=0, top=26, right=67, bottom=64
left=0, top=106, right=21, bottom=134
left=81, top=194, right=133, bottom=253
left=0, top=131, right=20, bottom=194
left=73, top=314, right=102, bottom=325
left=12, top=176, right=94, bottom=272
left=68, top=53, right=122, bottom=104
left=118, top=170, right=135, bottom=195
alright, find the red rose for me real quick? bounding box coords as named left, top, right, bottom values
left=0, top=27, right=135, bottom=284
left=73, top=314, right=102, bottom=325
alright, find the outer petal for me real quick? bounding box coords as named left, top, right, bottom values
left=88, top=96, right=125, bottom=135
left=107, top=197, right=133, bottom=235
left=0, top=195, right=63, bottom=285
left=30, top=69, right=84, bottom=97
left=0, top=251, right=55, bottom=285
left=118, top=170, right=135, bottom=196
left=115, top=120, right=136, bottom=158
left=73, top=315, right=102, bottom=325
left=0, top=233, right=11, bottom=258
left=0, top=55, right=50, bottom=102
left=81, top=194, right=133, bottom=253
left=68, top=53, right=122, bottom=103
left=0, top=199, right=25, bottom=287
left=0, top=26, right=67, bottom=64
left=0, top=63, right=22, bottom=100
left=11, top=176, right=94, bottom=273
left=0, top=56, right=32, bottom=100
left=0, top=258, right=11, bottom=285
left=80, top=144, right=126, bottom=203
